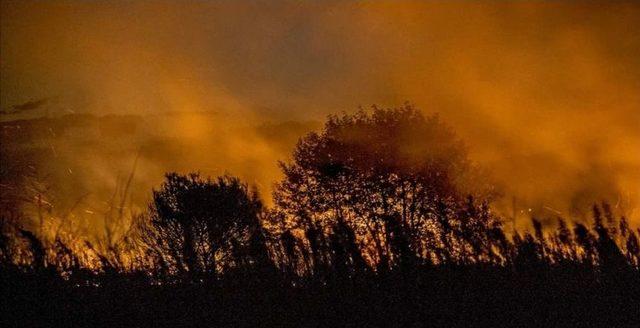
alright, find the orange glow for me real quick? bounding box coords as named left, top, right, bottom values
left=1, top=0, right=639, bottom=248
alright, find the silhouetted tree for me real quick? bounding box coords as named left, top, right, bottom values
left=273, top=105, right=502, bottom=274
left=142, top=173, right=272, bottom=282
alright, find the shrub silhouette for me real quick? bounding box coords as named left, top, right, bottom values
left=141, top=173, right=273, bottom=282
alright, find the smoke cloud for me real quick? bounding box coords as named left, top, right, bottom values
left=1, top=1, right=639, bottom=227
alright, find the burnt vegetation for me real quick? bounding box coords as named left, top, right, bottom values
left=1, top=106, right=639, bottom=327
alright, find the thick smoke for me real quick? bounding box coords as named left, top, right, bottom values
left=1, top=1, right=639, bottom=227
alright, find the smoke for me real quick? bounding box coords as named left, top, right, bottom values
left=1, top=1, right=639, bottom=226
left=1, top=98, right=49, bottom=114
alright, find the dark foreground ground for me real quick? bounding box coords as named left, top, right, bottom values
left=3, top=267, right=639, bottom=328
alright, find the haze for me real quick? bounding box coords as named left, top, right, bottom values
left=1, top=1, right=639, bottom=226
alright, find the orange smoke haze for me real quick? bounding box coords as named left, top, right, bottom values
left=1, top=1, right=639, bottom=230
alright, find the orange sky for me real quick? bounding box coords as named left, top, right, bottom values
left=2, top=1, right=639, bottom=225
